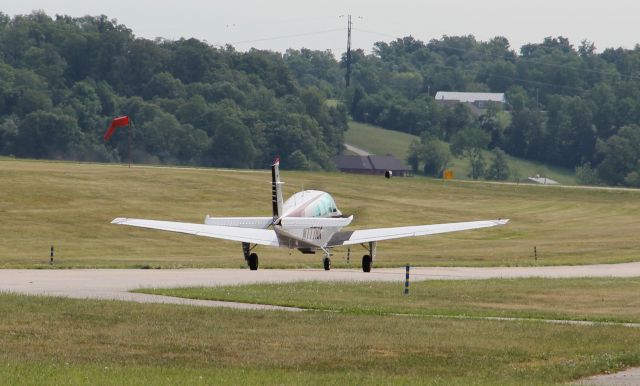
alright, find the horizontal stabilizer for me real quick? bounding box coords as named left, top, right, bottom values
left=328, top=219, right=509, bottom=246
left=280, top=216, right=353, bottom=229
left=111, top=218, right=279, bottom=246
left=204, top=216, right=273, bottom=229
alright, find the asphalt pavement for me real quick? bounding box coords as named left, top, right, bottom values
left=4, top=263, right=640, bottom=308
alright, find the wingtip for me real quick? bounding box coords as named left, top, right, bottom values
left=111, top=217, right=127, bottom=224
left=495, top=219, right=510, bottom=225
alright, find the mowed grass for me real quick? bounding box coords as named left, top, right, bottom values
left=142, top=278, right=640, bottom=323
left=345, top=121, right=419, bottom=159
left=1, top=158, right=639, bottom=268
left=2, top=293, right=640, bottom=385
left=345, top=121, right=577, bottom=184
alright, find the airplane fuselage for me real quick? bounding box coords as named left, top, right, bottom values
left=274, top=190, right=353, bottom=252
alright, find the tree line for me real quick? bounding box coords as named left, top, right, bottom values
left=0, top=12, right=348, bottom=170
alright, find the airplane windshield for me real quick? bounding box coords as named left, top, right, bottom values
left=310, top=193, right=338, bottom=217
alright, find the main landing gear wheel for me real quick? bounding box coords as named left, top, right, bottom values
left=323, top=256, right=331, bottom=271
left=362, top=255, right=372, bottom=272
left=248, top=253, right=259, bottom=270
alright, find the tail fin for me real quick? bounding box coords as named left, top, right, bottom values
left=271, top=157, right=284, bottom=221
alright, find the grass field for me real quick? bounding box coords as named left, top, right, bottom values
left=142, top=278, right=640, bottom=323
left=1, top=157, right=639, bottom=268
left=344, top=121, right=577, bottom=184
left=2, top=292, right=640, bottom=385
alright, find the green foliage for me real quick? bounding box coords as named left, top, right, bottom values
left=486, top=147, right=510, bottom=180
left=0, top=12, right=346, bottom=170
left=286, top=150, right=312, bottom=170
left=14, top=110, right=83, bottom=159
left=408, top=136, right=451, bottom=177
left=451, top=127, right=490, bottom=180
left=595, top=125, right=640, bottom=186
left=209, top=114, right=256, bottom=168
left=284, top=48, right=343, bottom=96
left=575, top=162, right=600, bottom=185
left=143, top=72, right=185, bottom=100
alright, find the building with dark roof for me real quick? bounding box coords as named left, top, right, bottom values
left=333, top=155, right=412, bottom=176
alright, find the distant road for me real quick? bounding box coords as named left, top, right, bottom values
left=344, top=143, right=371, bottom=156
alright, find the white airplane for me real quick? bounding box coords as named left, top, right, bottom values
left=112, top=158, right=508, bottom=272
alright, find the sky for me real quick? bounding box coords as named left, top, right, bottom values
left=3, top=0, right=640, bottom=55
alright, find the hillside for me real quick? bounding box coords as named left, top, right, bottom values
left=345, top=121, right=578, bottom=184
left=1, top=158, right=637, bottom=269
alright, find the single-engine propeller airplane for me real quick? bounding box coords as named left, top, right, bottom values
left=112, top=158, right=508, bottom=272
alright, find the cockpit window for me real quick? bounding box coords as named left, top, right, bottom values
left=310, top=193, right=337, bottom=217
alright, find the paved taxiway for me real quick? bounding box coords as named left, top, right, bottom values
left=3, top=262, right=640, bottom=308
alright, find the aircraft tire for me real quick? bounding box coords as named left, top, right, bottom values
left=323, top=257, right=331, bottom=271
left=248, top=253, right=259, bottom=270
left=362, top=255, right=372, bottom=272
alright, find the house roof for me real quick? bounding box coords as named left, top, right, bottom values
left=368, top=155, right=410, bottom=171
left=435, top=91, right=506, bottom=103
left=333, top=155, right=372, bottom=170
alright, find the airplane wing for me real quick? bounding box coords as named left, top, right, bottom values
left=111, top=218, right=280, bottom=246
left=328, top=219, right=509, bottom=246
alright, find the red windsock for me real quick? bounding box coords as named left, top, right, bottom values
left=103, top=116, right=130, bottom=141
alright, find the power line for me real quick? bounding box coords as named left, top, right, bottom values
left=228, top=28, right=344, bottom=45
left=227, top=15, right=340, bottom=28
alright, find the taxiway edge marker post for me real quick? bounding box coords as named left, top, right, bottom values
left=404, top=264, right=410, bottom=295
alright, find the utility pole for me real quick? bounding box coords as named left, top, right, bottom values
left=345, top=14, right=352, bottom=87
